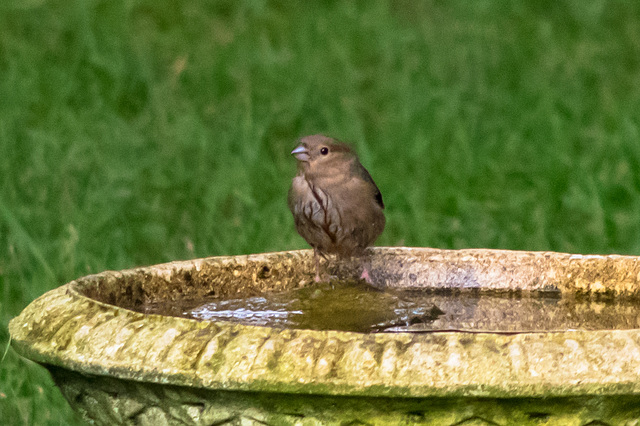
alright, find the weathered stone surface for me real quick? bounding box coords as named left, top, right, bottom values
left=48, top=366, right=640, bottom=425
left=10, top=247, right=640, bottom=424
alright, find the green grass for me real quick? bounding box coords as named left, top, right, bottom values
left=2, top=0, right=640, bottom=423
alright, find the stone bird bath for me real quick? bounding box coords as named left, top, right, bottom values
left=9, top=247, right=640, bottom=425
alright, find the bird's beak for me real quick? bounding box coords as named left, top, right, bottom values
left=291, top=145, right=310, bottom=162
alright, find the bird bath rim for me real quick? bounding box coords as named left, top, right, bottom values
left=10, top=247, right=640, bottom=402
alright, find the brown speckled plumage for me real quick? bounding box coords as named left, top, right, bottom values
left=288, top=135, right=385, bottom=281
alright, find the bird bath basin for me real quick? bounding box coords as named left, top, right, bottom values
left=9, top=247, right=640, bottom=425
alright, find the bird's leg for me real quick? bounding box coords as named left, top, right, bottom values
left=359, top=251, right=382, bottom=289
left=360, top=267, right=372, bottom=284
left=313, top=248, right=321, bottom=282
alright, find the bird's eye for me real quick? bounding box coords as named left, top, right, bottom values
left=320, top=147, right=329, bottom=155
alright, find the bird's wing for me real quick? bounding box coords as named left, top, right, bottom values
left=350, top=160, right=384, bottom=209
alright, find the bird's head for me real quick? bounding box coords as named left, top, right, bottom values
left=291, top=135, right=355, bottom=174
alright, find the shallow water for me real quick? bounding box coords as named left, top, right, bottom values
left=140, top=281, right=640, bottom=333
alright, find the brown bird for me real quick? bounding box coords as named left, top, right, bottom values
left=288, top=134, right=385, bottom=282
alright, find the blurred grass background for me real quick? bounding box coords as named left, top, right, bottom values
left=2, top=0, right=640, bottom=423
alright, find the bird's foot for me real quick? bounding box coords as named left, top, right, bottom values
left=360, top=268, right=372, bottom=284
left=359, top=267, right=384, bottom=289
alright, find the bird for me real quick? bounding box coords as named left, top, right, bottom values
left=288, top=134, right=385, bottom=282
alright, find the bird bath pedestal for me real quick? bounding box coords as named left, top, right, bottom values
left=9, top=247, right=640, bottom=425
